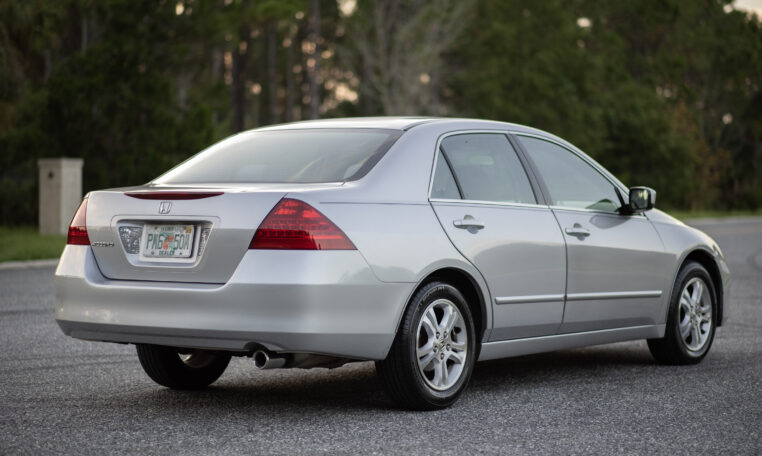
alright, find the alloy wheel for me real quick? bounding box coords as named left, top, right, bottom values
left=415, top=298, right=468, bottom=391
left=678, top=277, right=713, bottom=352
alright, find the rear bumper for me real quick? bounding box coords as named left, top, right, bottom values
left=55, top=245, right=413, bottom=360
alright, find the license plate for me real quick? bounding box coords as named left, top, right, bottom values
left=142, top=224, right=195, bottom=258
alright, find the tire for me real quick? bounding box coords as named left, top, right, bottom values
left=136, top=344, right=231, bottom=389
left=648, top=261, right=717, bottom=365
left=376, top=281, right=477, bottom=410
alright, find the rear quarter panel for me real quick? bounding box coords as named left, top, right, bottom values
left=281, top=123, right=507, bottom=338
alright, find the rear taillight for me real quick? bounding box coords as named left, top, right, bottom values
left=67, top=198, right=90, bottom=245
left=249, top=198, right=356, bottom=250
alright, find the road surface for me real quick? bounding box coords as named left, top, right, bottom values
left=1, top=218, right=760, bottom=454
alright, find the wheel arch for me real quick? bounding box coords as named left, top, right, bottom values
left=680, top=249, right=724, bottom=326
left=400, top=267, right=490, bottom=347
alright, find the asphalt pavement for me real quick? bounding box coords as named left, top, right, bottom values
left=1, top=218, right=760, bottom=455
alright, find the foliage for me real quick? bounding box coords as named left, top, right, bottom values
left=0, top=0, right=760, bottom=225
left=451, top=0, right=762, bottom=210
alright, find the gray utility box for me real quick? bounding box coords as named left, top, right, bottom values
left=38, top=158, right=84, bottom=235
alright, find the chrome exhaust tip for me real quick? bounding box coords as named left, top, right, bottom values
left=253, top=350, right=286, bottom=369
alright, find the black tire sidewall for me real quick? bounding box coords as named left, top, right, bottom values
left=666, top=262, right=717, bottom=361
left=136, top=344, right=231, bottom=389
left=401, top=282, right=476, bottom=407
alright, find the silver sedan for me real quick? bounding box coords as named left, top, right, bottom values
left=55, top=117, right=730, bottom=410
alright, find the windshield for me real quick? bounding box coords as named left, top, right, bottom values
left=153, top=128, right=402, bottom=184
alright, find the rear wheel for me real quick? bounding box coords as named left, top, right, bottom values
left=136, top=344, right=231, bottom=389
left=376, top=281, right=476, bottom=410
left=648, top=261, right=716, bottom=365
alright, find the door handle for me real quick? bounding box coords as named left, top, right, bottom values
left=564, top=226, right=590, bottom=237
left=453, top=216, right=485, bottom=230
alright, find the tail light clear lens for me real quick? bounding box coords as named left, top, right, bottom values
left=118, top=226, right=142, bottom=254
left=67, top=198, right=90, bottom=245
left=198, top=227, right=212, bottom=257
left=249, top=198, right=356, bottom=250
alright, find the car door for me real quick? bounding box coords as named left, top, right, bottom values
left=516, top=134, right=674, bottom=333
left=429, top=132, right=567, bottom=340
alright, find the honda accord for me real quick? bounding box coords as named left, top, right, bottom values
left=55, top=117, right=730, bottom=410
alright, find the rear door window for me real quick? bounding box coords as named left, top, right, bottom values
left=431, top=150, right=461, bottom=199
left=436, top=133, right=536, bottom=204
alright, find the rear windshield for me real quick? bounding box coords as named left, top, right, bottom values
left=153, top=129, right=402, bottom=184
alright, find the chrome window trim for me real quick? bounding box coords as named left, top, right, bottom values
left=430, top=197, right=547, bottom=210
left=548, top=205, right=646, bottom=218
left=427, top=129, right=546, bottom=207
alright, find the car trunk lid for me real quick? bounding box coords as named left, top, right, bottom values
left=84, top=186, right=304, bottom=283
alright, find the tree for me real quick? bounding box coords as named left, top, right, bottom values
left=341, top=0, right=474, bottom=116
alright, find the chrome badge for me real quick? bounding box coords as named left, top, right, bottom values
left=91, top=241, right=114, bottom=247
left=158, top=201, right=172, bottom=214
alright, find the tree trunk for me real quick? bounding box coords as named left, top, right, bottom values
left=285, top=30, right=295, bottom=122
left=267, top=22, right=278, bottom=125
left=361, top=56, right=373, bottom=115
left=81, top=14, right=89, bottom=53
left=297, top=21, right=309, bottom=120
left=309, top=0, right=320, bottom=119
left=258, top=29, right=267, bottom=127
left=231, top=25, right=250, bottom=132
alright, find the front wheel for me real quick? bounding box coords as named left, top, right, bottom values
left=648, top=261, right=717, bottom=365
left=136, top=344, right=231, bottom=389
left=376, top=281, right=476, bottom=410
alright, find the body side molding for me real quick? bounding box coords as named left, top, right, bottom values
left=494, top=290, right=662, bottom=305
left=494, top=294, right=565, bottom=305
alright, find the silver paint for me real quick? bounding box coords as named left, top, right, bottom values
left=55, top=117, right=730, bottom=362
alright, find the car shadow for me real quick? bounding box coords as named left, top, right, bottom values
left=123, top=342, right=659, bottom=412
left=468, top=342, right=657, bottom=389
left=132, top=363, right=391, bottom=412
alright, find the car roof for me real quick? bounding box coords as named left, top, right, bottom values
left=254, top=117, right=437, bottom=131
left=252, top=116, right=546, bottom=134
left=254, top=116, right=629, bottom=194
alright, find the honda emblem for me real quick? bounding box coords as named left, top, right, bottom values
left=158, top=201, right=172, bottom=214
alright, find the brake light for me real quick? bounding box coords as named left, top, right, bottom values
left=67, top=198, right=90, bottom=245
left=250, top=198, right=356, bottom=250
left=124, top=191, right=224, bottom=200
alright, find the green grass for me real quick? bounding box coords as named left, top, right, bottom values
left=0, top=226, right=66, bottom=262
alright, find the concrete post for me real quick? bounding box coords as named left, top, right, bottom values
left=38, top=158, right=84, bottom=235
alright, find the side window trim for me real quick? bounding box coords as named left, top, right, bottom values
left=513, top=132, right=631, bottom=214
left=428, top=130, right=548, bottom=208
left=505, top=134, right=548, bottom=206
left=438, top=146, right=464, bottom=199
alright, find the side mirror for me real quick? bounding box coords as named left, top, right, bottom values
left=628, top=187, right=656, bottom=213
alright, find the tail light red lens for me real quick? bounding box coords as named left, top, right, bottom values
left=250, top=198, right=356, bottom=250
left=67, top=198, right=90, bottom=245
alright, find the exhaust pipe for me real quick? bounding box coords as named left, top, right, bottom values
left=253, top=350, right=286, bottom=369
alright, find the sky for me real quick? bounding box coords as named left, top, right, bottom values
left=735, top=0, right=762, bottom=16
